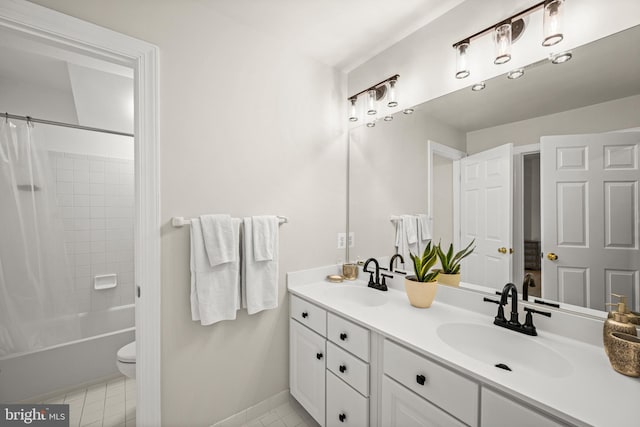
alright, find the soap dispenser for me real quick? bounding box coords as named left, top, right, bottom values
left=607, top=293, right=640, bottom=325
left=603, top=294, right=638, bottom=357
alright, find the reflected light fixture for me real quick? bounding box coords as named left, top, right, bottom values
left=550, top=50, right=572, bottom=64
left=494, top=22, right=512, bottom=64
left=507, top=68, right=525, bottom=79
left=387, top=78, right=398, bottom=107
left=346, top=74, right=400, bottom=125
left=348, top=97, right=358, bottom=122
left=471, top=82, right=486, bottom=92
left=402, top=108, right=414, bottom=114
left=455, top=41, right=470, bottom=79
left=384, top=115, right=393, bottom=121
left=452, top=1, right=568, bottom=79
left=542, top=0, right=564, bottom=46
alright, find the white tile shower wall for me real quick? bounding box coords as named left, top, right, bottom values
left=49, top=151, right=134, bottom=313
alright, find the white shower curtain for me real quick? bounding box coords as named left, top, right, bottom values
left=0, top=120, right=78, bottom=356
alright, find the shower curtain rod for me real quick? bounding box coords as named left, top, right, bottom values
left=4, top=112, right=134, bottom=138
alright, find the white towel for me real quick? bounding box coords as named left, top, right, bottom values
left=252, top=216, right=278, bottom=261
left=417, top=214, right=432, bottom=254
left=200, top=214, right=236, bottom=267
left=190, top=218, right=241, bottom=326
left=394, top=215, right=418, bottom=263
left=242, top=216, right=279, bottom=315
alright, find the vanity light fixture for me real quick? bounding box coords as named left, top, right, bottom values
left=455, top=41, right=471, bottom=79
left=493, top=21, right=513, bottom=64
left=452, top=1, right=568, bottom=78
left=348, top=97, right=358, bottom=122
left=550, top=50, right=572, bottom=64
left=542, top=0, right=565, bottom=47
left=384, top=115, right=393, bottom=121
left=507, top=68, right=525, bottom=79
left=402, top=108, right=414, bottom=114
left=346, top=74, right=400, bottom=124
left=471, top=82, right=486, bottom=92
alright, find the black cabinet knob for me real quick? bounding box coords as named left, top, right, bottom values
left=301, top=312, right=308, bottom=318
left=416, top=374, right=426, bottom=386
left=339, top=364, right=347, bottom=373
left=340, top=333, right=348, bottom=341
left=339, top=413, right=346, bottom=423
left=316, top=352, right=323, bottom=360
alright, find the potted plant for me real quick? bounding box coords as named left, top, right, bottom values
left=406, top=242, right=440, bottom=308
left=435, top=239, right=475, bottom=287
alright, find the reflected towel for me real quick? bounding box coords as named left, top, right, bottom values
left=190, top=218, right=241, bottom=325
left=417, top=214, right=432, bottom=253
left=242, top=217, right=279, bottom=315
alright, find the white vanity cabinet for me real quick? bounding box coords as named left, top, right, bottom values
left=290, top=296, right=327, bottom=426
left=383, top=339, right=478, bottom=427
left=481, top=388, right=565, bottom=427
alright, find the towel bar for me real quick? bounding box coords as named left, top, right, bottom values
left=172, top=216, right=288, bottom=228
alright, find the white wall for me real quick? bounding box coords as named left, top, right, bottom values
left=26, top=1, right=347, bottom=426
left=432, top=154, right=454, bottom=246
left=348, top=0, right=640, bottom=113
left=466, top=94, right=640, bottom=154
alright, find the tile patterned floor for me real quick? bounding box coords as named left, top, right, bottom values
left=243, top=400, right=319, bottom=427
left=41, top=376, right=135, bottom=427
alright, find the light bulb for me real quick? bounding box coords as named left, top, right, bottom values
left=471, top=82, right=486, bottom=92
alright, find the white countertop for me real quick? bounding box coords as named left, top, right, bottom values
left=288, top=267, right=640, bottom=427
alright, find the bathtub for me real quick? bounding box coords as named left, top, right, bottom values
left=0, top=304, right=135, bottom=403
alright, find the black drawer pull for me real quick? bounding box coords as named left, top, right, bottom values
left=301, top=311, right=308, bottom=318
left=340, top=332, right=348, bottom=341
left=339, top=413, right=347, bottom=423
left=339, top=364, right=347, bottom=373
left=316, top=352, right=323, bottom=360
left=416, top=374, right=426, bottom=386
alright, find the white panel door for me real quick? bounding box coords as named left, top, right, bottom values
left=290, top=320, right=326, bottom=426
left=460, top=143, right=513, bottom=289
left=541, top=132, right=640, bottom=311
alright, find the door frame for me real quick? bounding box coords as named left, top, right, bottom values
left=427, top=141, right=466, bottom=249
left=0, top=1, right=161, bottom=425
left=513, top=143, right=541, bottom=284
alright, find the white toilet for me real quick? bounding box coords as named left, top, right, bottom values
left=117, top=341, right=136, bottom=379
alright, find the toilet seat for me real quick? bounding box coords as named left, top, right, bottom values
left=117, top=341, right=136, bottom=363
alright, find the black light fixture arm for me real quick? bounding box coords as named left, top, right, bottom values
left=452, top=1, right=546, bottom=48
left=347, top=74, right=399, bottom=101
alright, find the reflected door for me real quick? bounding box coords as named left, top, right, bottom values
left=541, top=132, right=640, bottom=311
left=460, top=143, right=513, bottom=289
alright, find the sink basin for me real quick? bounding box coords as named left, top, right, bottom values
left=324, top=285, right=388, bottom=307
left=437, top=322, right=572, bottom=378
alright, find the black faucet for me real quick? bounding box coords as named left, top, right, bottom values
left=484, top=282, right=551, bottom=336
left=389, top=254, right=404, bottom=273
left=522, top=273, right=535, bottom=301
left=364, top=258, right=387, bottom=291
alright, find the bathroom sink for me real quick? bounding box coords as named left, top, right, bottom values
left=437, top=322, right=572, bottom=378
left=324, top=285, right=388, bottom=307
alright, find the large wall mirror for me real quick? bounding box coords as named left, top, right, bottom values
left=348, top=25, right=640, bottom=316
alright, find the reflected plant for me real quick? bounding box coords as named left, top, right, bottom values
left=436, top=239, right=475, bottom=274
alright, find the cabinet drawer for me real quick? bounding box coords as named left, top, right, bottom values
left=381, top=376, right=466, bottom=427
left=384, top=339, right=478, bottom=427
left=291, top=295, right=326, bottom=337
left=326, top=371, right=368, bottom=427
left=327, top=341, right=369, bottom=397
left=481, top=388, right=564, bottom=427
left=327, top=313, right=370, bottom=361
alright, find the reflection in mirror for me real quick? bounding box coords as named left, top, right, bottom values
left=348, top=25, right=640, bottom=315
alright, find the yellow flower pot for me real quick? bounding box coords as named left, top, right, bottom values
left=404, top=277, right=438, bottom=308
left=438, top=273, right=461, bottom=287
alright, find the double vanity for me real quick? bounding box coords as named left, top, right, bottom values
left=288, top=265, right=640, bottom=427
